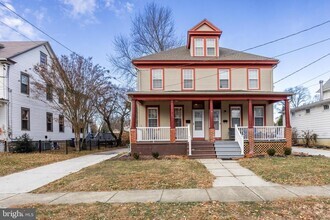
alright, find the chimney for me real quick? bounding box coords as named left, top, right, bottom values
left=319, top=80, right=324, bottom=101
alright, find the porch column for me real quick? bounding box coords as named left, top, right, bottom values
left=209, top=99, right=215, bottom=143
left=284, top=98, right=292, bottom=147
left=247, top=99, right=254, bottom=155
left=170, top=100, right=176, bottom=143
left=130, top=99, right=137, bottom=144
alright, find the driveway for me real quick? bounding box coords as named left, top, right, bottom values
left=292, top=147, right=330, bottom=157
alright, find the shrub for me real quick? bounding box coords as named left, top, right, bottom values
left=292, top=127, right=298, bottom=145
left=267, top=148, right=276, bottom=156
left=133, top=152, right=139, bottom=160
left=284, top=147, right=292, bottom=156
left=152, top=152, right=159, bottom=159
left=14, top=133, right=34, bottom=153
left=302, top=130, right=318, bottom=147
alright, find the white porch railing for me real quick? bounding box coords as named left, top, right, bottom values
left=237, top=126, right=248, bottom=140
left=254, top=126, right=285, bottom=140
left=235, top=125, right=244, bottom=155
left=137, top=127, right=170, bottom=142
left=176, top=126, right=188, bottom=140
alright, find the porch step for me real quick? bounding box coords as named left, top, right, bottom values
left=214, top=140, right=243, bottom=159
left=189, top=141, right=216, bottom=159
left=192, top=149, right=216, bottom=155
left=188, top=154, right=217, bottom=159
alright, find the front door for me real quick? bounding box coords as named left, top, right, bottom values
left=214, top=109, right=221, bottom=138
left=193, top=109, right=204, bottom=138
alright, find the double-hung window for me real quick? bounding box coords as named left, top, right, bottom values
left=194, top=38, right=204, bottom=56
left=47, top=112, right=53, bottom=132
left=59, top=115, right=65, bottom=132
left=40, top=52, right=47, bottom=66
left=147, top=107, right=158, bottom=127
left=174, top=107, right=183, bottom=127
left=21, top=108, right=30, bottom=130
left=230, top=106, right=241, bottom=127
left=206, top=39, right=216, bottom=56
left=151, top=69, right=163, bottom=90
left=20, top=73, right=29, bottom=95
left=46, top=84, right=53, bottom=101
left=182, top=69, right=194, bottom=90
left=248, top=69, right=259, bottom=89
left=254, top=106, right=265, bottom=126
left=219, top=69, right=230, bottom=89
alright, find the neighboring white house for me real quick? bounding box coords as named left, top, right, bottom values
left=0, top=41, right=74, bottom=150
left=291, top=80, right=330, bottom=146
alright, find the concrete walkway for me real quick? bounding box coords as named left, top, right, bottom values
left=0, top=148, right=128, bottom=194
left=0, top=185, right=329, bottom=207
left=198, top=159, right=277, bottom=187
left=292, top=147, right=330, bottom=157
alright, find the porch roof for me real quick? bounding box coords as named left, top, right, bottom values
left=128, top=90, right=292, bottom=101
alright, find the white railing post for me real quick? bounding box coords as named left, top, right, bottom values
left=187, top=124, right=192, bottom=156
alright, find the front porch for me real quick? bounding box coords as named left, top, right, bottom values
left=129, top=91, right=292, bottom=158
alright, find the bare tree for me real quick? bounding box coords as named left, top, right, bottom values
left=33, top=53, right=107, bottom=151
left=285, top=86, right=311, bottom=108
left=109, top=2, right=181, bottom=83
left=95, top=83, right=130, bottom=146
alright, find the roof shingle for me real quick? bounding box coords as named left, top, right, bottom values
left=0, top=41, right=46, bottom=59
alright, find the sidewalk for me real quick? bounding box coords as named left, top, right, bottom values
left=0, top=185, right=329, bottom=207
left=0, top=148, right=128, bottom=194
left=292, top=147, right=330, bottom=157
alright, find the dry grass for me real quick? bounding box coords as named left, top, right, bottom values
left=34, top=159, right=214, bottom=193
left=0, top=147, right=115, bottom=177
left=239, top=156, right=330, bottom=186
left=17, top=198, right=330, bottom=220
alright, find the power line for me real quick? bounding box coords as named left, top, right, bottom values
left=0, top=1, right=75, bottom=54
left=297, top=69, right=330, bottom=87
left=242, top=20, right=330, bottom=52
left=274, top=53, right=330, bottom=84
left=0, top=20, right=35, bottom=42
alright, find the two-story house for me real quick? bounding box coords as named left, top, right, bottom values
left=128, top=19, right=292, bottom=158
left=0, top=41, right=74, bottom=151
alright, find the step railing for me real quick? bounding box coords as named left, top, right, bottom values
left=237, top=126, right=248, bottom=140
left=235, top=124, right=244, bottom=155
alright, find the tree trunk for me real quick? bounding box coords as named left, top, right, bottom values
left=74, top=125, right=80, bottom=151
left=105, top=119, right=119, bottom=146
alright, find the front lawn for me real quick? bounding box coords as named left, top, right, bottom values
left=0, top=147, right=115, bottom=177
left=239, top=156, right=330, bottom=186
left=18, top=198, right=330, bottom=219
left=34, top=159, right=214, bottom=193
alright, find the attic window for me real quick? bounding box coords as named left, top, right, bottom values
left=324, top=105, right=329, bottom=110
left=306, top=109, right=310, bottom=114
left=206, top=39, right=216, bottom=56
left=194, top=38, right=204, bottom=56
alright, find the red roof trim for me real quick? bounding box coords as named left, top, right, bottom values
left=189, top=19, right=221, bottom=32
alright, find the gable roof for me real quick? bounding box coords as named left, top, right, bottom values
left=322, top=78, right=330, bottom=92
left=0, top=41, right=47, bottom=59
left=189, top=19, right=221, bottom=32
left=133, top=46, right=278, bottom=64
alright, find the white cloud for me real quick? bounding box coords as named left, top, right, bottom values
left=62, top=0, right=97, bottom=17
left=104, top=0, right=134, bottom=17
left=0, top=0, right=40, bottom=40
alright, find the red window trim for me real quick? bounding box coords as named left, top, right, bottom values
left=146, top=105, right=160, bottom=127
left=252, top=104, right=266, bottom=126
left=150, top=68, right=164, bottom=90
left=229, top=105, right=243, bottom=128
left=181, top=68, right=195, bottom=91
left=174, top=105, right=185, bottom=127
left=217, top=68, right=231, bottom=90
left=192, top=36, right=218, bottom=57
left=247, top=68, right=261, bottom=90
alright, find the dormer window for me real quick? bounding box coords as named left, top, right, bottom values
left=194, top=38, right=204, bottom=56
left=206, top=39, right=216, bottom=56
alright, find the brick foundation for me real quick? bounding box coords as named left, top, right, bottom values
left=131, top=142, right=187, bottom=156
left=209, top=128, right=215, bottom=143
left=285, top=127, right=292, bottom=148
left=170, top=128, right=176, bottom=143
left=130, top=129, right=137, bottom=144
left=247, top=128, right=254, bottom=156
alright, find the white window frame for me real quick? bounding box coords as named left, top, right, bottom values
left=174, top=107, right=183, bottom=127
left=230, top=106, right=242, bottom=128
left=206, top=38, right=216, bottom=56
left=254, top=106, right=265, bottom=126
left=147, top=107, right=159, bottom=127
left=219, top=69, right=230, bottom=89
left=151, top=69, right=163, bottom=90
left=194, top=38, right=204, bottom=56
left=182, top=69, right=194, bottom=90
left=248, top=69, right=259, bottom=90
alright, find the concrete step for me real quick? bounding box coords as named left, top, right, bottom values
left=216, top=151, right=242, bottom=156
left=189, top=154, right=217, bottom=159
left=217, top=155, right=243, bottom=159
left=192, top=150, right=216, bottom=155
left=215, top=147, right=241, bottom=152
left=192, top=147, right=215, bottom=151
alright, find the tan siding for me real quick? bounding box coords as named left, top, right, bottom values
left=139, top=68, right=150, bottom=91
left=164, top=69, right=181, bottom=91
left=195, top=68, right=217, bottom=90
left=196, top=24, right=213, bottom=31
left=260, top=68, right=273, bottom=91
left=231, top=68, right=247, bottom=90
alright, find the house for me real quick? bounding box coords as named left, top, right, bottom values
left=128, top=19, right=292, bottom=158
left=0, top=41, right=74, bottom=151
left=291, top=80, right=330, bottom=146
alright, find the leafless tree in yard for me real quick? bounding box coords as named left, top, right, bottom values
left=109, top=2, right=182, bottom=84
left=285, top=86, right=311, bottom=108
left=95, top=83, right=130, bottom=146
left=33, top=53, right=107, bottom=151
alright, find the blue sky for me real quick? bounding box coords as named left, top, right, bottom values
left=1, top=0, right=330, bottom=95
